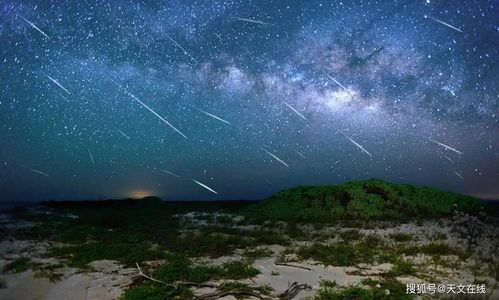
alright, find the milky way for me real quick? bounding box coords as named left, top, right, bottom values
left=0, top=0, right=497, bottom=201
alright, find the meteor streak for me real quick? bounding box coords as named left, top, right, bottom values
left=59, top=94, right=70, bottom=101
left=325, top=73, right=350, bottom=93
left=192, top=179, right=218, bottom=194
left=283, top=102, right=307, bottom=121
left=44, top=73, right=71, bottom=94
left=113, top=81, right=188, bottom=139
left=340, top=131, right=372, bottom=158
left=426, top=16, right=463, bottom=33
left=232, top=17, right=267, bottom=25
left=196, top=108, right=231, bottom=125
left=429, top=139, right=463, bottom=155
left=117, top=129, right=130, bottom=139
left=161, top=169, right=180, bottom=178
left=19, top=14, right=50, bottom=39
left=453, top=170, right=464, bottom=179
left=87, top=149, right=95, bottom=165
left=24, top=166, right=50, bottom=177
left=261, top=148, right=289, bottom=167
left=166, top=34, right=198, bottom=63
left=295, top=150, right=306, bottom=159
left=441, top=152, right=455, bottom=164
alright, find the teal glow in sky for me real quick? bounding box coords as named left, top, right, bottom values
left=0, top=0, right=498, bottom=201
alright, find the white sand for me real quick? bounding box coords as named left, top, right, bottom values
left=0, top=260, right=136, bottom=300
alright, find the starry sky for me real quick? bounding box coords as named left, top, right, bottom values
left=0, top=0, right=498, bottom=202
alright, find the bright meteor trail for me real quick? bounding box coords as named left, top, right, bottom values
left=340, top=131, right=372, bottom=158
left=232, top=17, right=267, bottom=25
left=112, top=81, right=188, bottom=139
left=426, top=16, right=464, bottom=33
left=19, top=14, right=50, bottom=39
left=429, top=139, right=463, bottom=155
left=196, top=108, right=231, bottom=125
left=261, top=147, right=289, bottom=167
left=283, top=102, right=307, bottom=121
left=192, top=179, right=218, bottom=194
left=325, top=73, right=350, bottom=93
left=44, top=73, right=71, bottom=94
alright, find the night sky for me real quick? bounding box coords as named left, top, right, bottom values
left=0, top=0, right=498, bottom=202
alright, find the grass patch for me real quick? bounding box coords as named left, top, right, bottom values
left=296, top=234, right=405, bottom=267
left=153, top=255, right=259, bottom=284
left=316, top=278, right=413, bottom=300
left=165, top=231, right=252, bottom=258
left=50, top=240, right=164, bottom=268
left=221, top=260, right=260, bottom=279
left=3, top=257, right=30, bottom=273
left=339, top=229, right=362, bottom=241
left=13, top=257, right=30, bottom=273
left=389, top=259, right=415, bottom=277
left=389, top=233, right=412, bottom=242
left=430, top=232, right=447, bottom=240
left=242, top=247, right=274, bottom=259
left=401, top=242, right=461, bottom=257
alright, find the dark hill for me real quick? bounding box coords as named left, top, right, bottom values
left=243, top=179, right=481, bottom=222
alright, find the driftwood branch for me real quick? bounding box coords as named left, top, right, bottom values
left=136, top=263, right=173, bottom=286
left=277, top=281, right=312, bottom=300
left=275, top=262, right=312, bottom=271
left=195, top=290, right=271, bottom=300
left=136, top=263, right=311, bottom=299
left=135, top=263, right=217, bottom=289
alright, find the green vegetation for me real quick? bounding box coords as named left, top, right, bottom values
left=339, top=229, right=362, bottom=241
left=401, top=242, right=462, bottom=257
left=14, top=257, right=30, bottom=273
left=389, top=259, right=415, bottom=277
left=122, top=256, right=260, bottom=300
left=298, top=243, right=361, bottom=266
left=316, top=279, right=413, bottom=300
left=297, top=234, right=396, bottom=267
left=153, top=255, right=259, bottom=283
left=3, top=180, right=489, bottom=299
left=242, top=247, right=274, bottom=259
left=296, top=234, right=463, bottom=267
left=3, top=257, right=30, bottom=273
left=244, top=179, right=481, bottom=222
left=429, top=232, right=447, bottom=240
left=50, top=240, right=165, bottom=268
left=6, top=199, right=259, bottom=268
left=164, top=231, right=252, bottom=258
left=389, top=233, right=412, bottom=242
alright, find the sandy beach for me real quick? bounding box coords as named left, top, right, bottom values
left=1, top=204, right=498, bottom=299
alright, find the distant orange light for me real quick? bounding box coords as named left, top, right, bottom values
left=128, top=190, right=155, bottom=199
